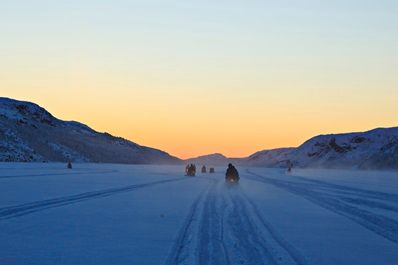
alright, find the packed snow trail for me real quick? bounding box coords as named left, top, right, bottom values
left=2, top=164, right=398, bottom=265
left=0, top=177, right=187, bottom=220
left=291, top=174, right=398, bottom=202
left=0, top=169, right=118, bottom=179
left=164, top=178, right=215, bottom=265
left=165, top=176, right=306, bottom=265
left=247, top=170, right=398, bottom=245
left=240, top=192, right=307, bottom=265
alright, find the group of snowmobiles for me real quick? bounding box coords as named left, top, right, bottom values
left=184, top=163, right=240, bottom=183
left=185, top=164, right=196, bottom=176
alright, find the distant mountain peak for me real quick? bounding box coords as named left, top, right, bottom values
left=201, top=153, right=227, bottom=158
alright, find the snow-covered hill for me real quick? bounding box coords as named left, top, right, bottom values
left=0, top=97, right=181, bottom=164
left=185, top=153, right=238, bottom=166
left=290, top=127, right=398, bottom=170
left=242, top=148, right=294, bottom=167
left=2, top=97, right=397, bottom=169
left=187, top=128, right=398, bottom=170
left=185, top=149, right=294, bottom=167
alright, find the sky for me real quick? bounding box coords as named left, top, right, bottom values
left=1, top=0, right=398, bottom=159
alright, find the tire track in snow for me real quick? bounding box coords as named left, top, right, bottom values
left=240, top=191, right=308, bottom=265
left=291, top=176, right=398, bottom=216
left=197, top=181, right=230, bottom=265
left=0, top=177, right=187, bottom=220
left=165, top=178, right=233, bottom=265
left=247, top=170, right=398, bottom=245
left=283, top=175, right=398, bottom=214
left=164, top=179, right=215, bottom=265
left=293, top=175, right=398, bottom=203
left=340, top=197, right=398, bottom=213
left=0, top=170, right=119, bottom=179
left=226, top=187, right=306, bottom=265
left=225, top=190, right=278, bottom=265
left=166, top=177, right=307, bottom=265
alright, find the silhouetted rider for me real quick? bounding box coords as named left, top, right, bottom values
left=225, top=163, right=239, bottom=182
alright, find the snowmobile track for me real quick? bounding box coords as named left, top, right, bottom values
left=165, top=179, right=236, bottom=265
left=0, top=177, right=187, bottom=220
left=225, top=187, right=307, bottom=265
left=292, top=175, right=398, bottom=203
left=0, top=170, right=118, bottom=179
left=164, top=179, right=215, bottom=265
left=240, top=191, right=308, bottom=265
left=226, top=191, right=278, bottom=265
left=166, top=177, right=307, bottom=265
left=247, top=170, right=398, bottom=245
left=197, top=181, right=230, bottom=265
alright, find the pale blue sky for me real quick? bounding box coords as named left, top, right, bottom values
left=1, top=1, right=398, bottom=157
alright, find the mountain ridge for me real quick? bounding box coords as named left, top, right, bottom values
left=186, top=128, right=398, bottom=170
left=0, top=97, right=181, bottom=164
left=1, top=97, right=397, bottom=169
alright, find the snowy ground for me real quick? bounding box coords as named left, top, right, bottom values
left=0, top=163, right=397, bottom=265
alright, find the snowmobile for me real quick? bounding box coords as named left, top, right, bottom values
left=201, top=166, right=207, bottom=173
left=226, top=174, right=239, bottom=183
left=286, top=160, right=293, bottom=174
left=209, top=168, right=215, bottom=173
left=225, top=164, right=239, bottom=183
left=186, top=164, right=196, bottom=177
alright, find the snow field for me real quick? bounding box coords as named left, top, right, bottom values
left=0, top=163, right=397, bottom=265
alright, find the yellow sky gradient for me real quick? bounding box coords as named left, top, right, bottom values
left=2, top=73, right=397, bottom=159
left=1, top=1, right=397, bottom=158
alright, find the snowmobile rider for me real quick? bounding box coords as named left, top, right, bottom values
left=186, top=164, right=196, bottom=176
left=225, top=163, right=239, bottom=182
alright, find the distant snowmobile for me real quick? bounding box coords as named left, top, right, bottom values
left=225, top=163, right=239, bottom=183
left=201, top=166, right=207, bottom=173
left=286, top=160, right=293, bottom=173
left=186, top=164, right=196, bottom=176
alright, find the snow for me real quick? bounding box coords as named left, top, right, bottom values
left=291, top=127, right=398, bottom=169
left=0, top=163, right=397, bottom=265
left=48, top=142, right=89, bottom=162
left=0, top=97, right=55, bottom=122
left=0, top=97, right=180, bottom=164
left=185, top=127, right=398, bottom=170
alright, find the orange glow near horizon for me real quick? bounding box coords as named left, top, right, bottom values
left=1, top=1, right=398, bottom=159
left=3, top=85, right=397, bottom=159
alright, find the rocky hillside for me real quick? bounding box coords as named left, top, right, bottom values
left=2, top=97, right=397, bottom=169
left=187, top=128, right=398, bottom=170
left=290, top=127, right=398, bottom=170
left=0, top=97, right=181, bottom=164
